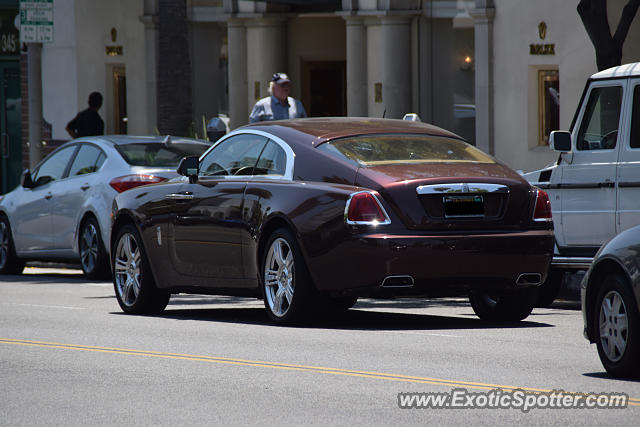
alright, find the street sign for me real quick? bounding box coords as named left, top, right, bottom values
left=20, top=0, right=53, bottom=43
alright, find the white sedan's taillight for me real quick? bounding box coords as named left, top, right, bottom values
left=109, top=175, right=167, bottom=193
left=533, top=188, right=552, bottom=221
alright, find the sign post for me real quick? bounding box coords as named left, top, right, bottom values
left=20, top=0, right=53, bottom=168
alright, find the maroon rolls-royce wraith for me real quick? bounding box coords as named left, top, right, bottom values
left=110, top=118, right=554, bottom=324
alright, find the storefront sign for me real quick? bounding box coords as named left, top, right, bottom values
left=530, top=44, right=555, bottom=55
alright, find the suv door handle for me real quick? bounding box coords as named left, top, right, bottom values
left=81, top=184, right=90, bottom=191
left=44, top=192, right=52, bottom=200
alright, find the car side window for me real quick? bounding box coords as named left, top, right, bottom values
left=199, top=134, right=268, bottom=176
left=576, top=86, right=622, bottom=151
left=631, top=85, right=640, bottom=149
left=68, top=144, right=106, bottom=176
left=32, top=145, right=77, bottom=185
left=254, top=140, right=287, bottom=176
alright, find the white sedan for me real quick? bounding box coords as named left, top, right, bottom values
left=0, top=135, right=211, bottom=278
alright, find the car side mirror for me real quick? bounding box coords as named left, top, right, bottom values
left=20, top=169, right=34, bottom=188
left=177, top=156, right=199, bottom=184
left=550, top=131, right=572, bottom=152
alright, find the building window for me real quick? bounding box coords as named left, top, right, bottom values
left=538, top=70, right=559, bottom=145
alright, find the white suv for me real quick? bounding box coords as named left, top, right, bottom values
left=524, top=62, right=640, bottom=305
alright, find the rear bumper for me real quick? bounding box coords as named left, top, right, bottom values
left=307, top=230, right=554, bottom=295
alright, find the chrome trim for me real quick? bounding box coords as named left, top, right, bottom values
left=381, top=275, right=415, bottom=288
left=344, top=191, right=391, bottom=226
left=551, top=256, right=593, bottom=270
left=516, top=273, right=542, bottom=286
left=416, top=183, right=509, bottom=195
left=164, top=193, right=194, bottom=200
left=198, top=128, right=295, bottom=181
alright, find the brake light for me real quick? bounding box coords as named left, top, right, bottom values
left=109, top=175, right=167, bottom=193
left=345, top=191, right=390, bottom=225
left=533, top=188, right=552, bottom=221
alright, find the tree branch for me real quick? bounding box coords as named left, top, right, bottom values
left=613, top=0, right=640, bottom=46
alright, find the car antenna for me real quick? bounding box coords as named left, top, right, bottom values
left=163, top=135, right=172, bottom=146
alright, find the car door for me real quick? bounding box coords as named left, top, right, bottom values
left=617, top=78, right=640, bottom=233
left=50, top=143, right=107, bottom=250
left=170, top=133, right=269, bottom=282
left=13, top=144, right=77, bottom=251
left=559, top=81, right=623, bottom=249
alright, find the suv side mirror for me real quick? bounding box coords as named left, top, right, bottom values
left=550, top=131, right=572, bottom=152
left=20, top=169, right=34, bottom=188
left=177, top=156, right=199, bottom=184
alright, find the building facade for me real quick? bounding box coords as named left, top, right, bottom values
left=3, top=0, right=640, bottom=194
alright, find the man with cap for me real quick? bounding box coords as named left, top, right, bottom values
left=249, top=73, right=307, bottom=123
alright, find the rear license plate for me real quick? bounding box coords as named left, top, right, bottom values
left=443, top=195, right=484, bottom=217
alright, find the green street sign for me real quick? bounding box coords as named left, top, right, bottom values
left=19, top=0, right=53, bottom=43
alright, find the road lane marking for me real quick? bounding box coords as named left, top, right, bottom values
left=1, top=303, right=86, bottom=310
left=1, top=338, right=638, bottom=406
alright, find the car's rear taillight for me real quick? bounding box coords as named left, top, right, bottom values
left=109, top=175, right=167, bottom=193
left=533, top=188, right=552, bottom=221
left=345, top=191, right=391, bottom=225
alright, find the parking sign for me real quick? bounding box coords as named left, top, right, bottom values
left=20, top=0, right=53, bottom=43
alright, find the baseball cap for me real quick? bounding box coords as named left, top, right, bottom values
left=271, top=73, right=291, bottom=85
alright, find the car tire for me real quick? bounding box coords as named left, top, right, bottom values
left=535, top=269, right=563, bottom=308
left=261, top=228, right=316, bottom=324
left=0, top=215, right=25, bottom=275
left=594, top=273, right=640, bottom=378
left=469, top=287, right=537, bottom=321
left=112, top=224, right=170, bottom=314
left=79, top=216, right=110, bottom=280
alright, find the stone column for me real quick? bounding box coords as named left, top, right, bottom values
left=227, top=19, right=248, bottom=130
left=380, top=16, right=412, bottom=119
left=344, top=16, right=367, bottom=117
left=140, top=0, right=159, bottom=134
left=245, top=18, right=287, bottom=120
left=470, top=6, right=495, bottom=155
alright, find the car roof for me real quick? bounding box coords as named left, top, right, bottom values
left=591, top=62, right=640, bottom=80
left=73, top=135, right=210, bottom=146
left=238, top=117, right=464, bottom=147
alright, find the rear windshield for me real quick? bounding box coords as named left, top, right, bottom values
left=317, top=134, right=495, bottom=167
left=115, top=142, right=211, bottom=167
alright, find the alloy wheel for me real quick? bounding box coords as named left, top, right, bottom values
left=80, top=223, right=99, bottom=273
left=599, top=290, right=629, bottom=363
left=114, top=232, right=142, bottom=307
left=264, top=237, right=295, bottom=317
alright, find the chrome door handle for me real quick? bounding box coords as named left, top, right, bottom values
left=164, top=193, right=194, bottom=200
left=81, top=184, right=90, bottom=191
left=44, top=192, right=52, bottom=200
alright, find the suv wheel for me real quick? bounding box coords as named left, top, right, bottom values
left=469, top=287, right=537, bottom=321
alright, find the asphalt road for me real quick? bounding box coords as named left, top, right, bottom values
left=1, top=267, right=639, bottom=426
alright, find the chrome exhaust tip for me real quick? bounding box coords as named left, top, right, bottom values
left=381, top=275, right=415, bottom=288
left=516, top=273, right=542, bottom=286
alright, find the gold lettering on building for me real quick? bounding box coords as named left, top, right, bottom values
left=529, top=44, right=555, bottom=55
left=106, top=46, right=123, bottom=56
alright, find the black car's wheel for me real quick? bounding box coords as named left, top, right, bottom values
left=78, top=216, right=110, bottom=280
left=536, top=269, right=563, bottom=308
left=261, top=228, right=316, bottom=324
left=469, top=287, right=537, bottom=321
left=594, top=273, right=640, bottom=378
left=0, top=215, right=25, bottom=275
left=112, top=224, right=170, bottom=314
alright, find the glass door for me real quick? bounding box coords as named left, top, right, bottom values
left=0, top=61, right=21, bottom=194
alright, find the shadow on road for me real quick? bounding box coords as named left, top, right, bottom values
left=582, top=372, right=640, bottom=383
left=114, top=295, right=554, bottom=331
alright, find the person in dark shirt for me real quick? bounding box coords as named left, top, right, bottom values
left=66, top=91, right=104, bottom=138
